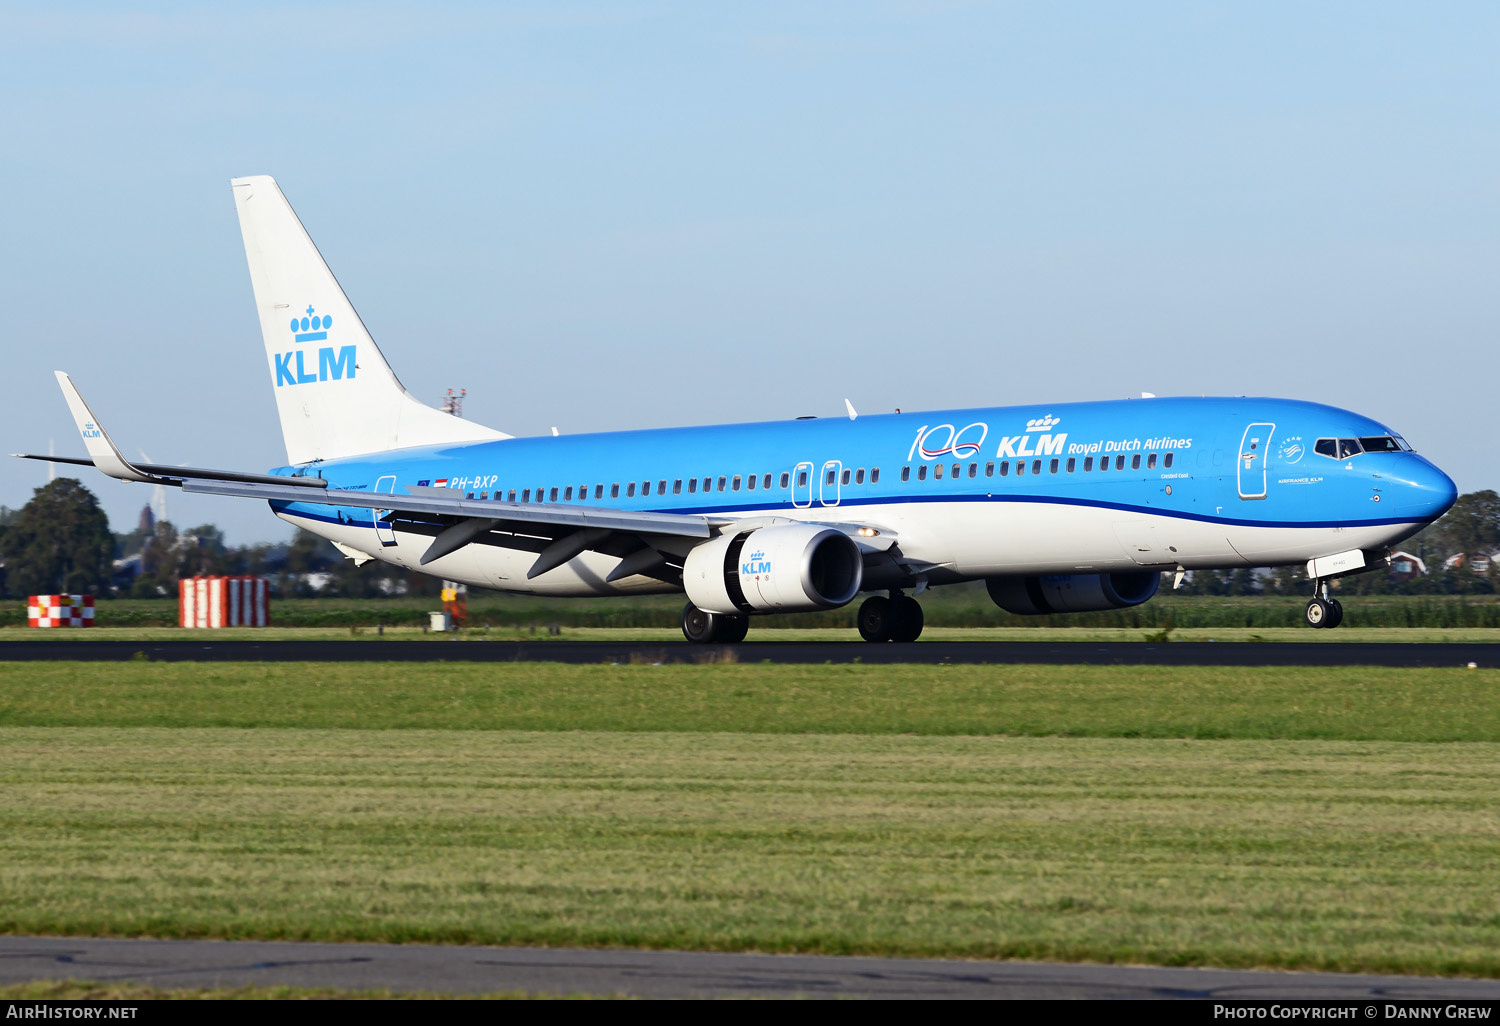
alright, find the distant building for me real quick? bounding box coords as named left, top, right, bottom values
left=1389, top=550, right=1427, bottom=582
left=1442, top=552, right=1497, bottom=575
left=137, top=504, right=155, bottom=535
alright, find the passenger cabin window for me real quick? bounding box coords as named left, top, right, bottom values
left=594, top=485, right=603, bottom=500
left=704, top=477, right=713, bottom=492
left=1066, top=458, right=1075, bottom=473
left=480, top=491, right=488, bottom=500
left=1115, top=455, right=1125, bottom=470
left=999, top=461, right=1009, bottom=476
left=1049, top=459, right=1058, bottom=474
left=627, top=482, right=636, bottom=497
left=746, top=474, right=756, bottom=490
left=871, top=468, right=880, bottom=483
left=934, top=464, right=944, bottom=480
left=688, top=478, right=697, bottom=493
left=1131, top=454, right=1140, bottom=470
left=508, top=490, right=517, bottom=501
left=548, top=487, right=558, bottom=502
left=780, top=472, right=789, bottom=488
left=825, top=469, right=836, bottom=485
left=901, top=466, right=911, bottom=482
left=732, top=475, right=742, bottom=491
left=796, top=470, right=807, bottom=487
left=968, top=463, right=977, bottom=478
left=1032, top=460, right=1042, bottom=475
left=841, top=469, right=851, bottom=486
left=522, top=489, right=530, bottom=502
left=763, top=473, right=773, bottom=489
left=640, top=482, right=650, bottom=496
left=563, top=487, right=571, bottom=501
left=1147, top=453, right=1157, bottom=469
left=1164, top=453, right=1174, bottom=468
left=611, top=484, right=620, bottom=498
left=673, top=479, right=683, bottom=494
left=658, top=480, right=666, bottom=494
left=951, top=463, right=961, bottom=480
left=855, top=469, right=865, bottom=484
left=985, top=461, right=994, bottom=477
left=718, top=476, right=727, bottom=491
left=1084, top=457, right=1093, bottom=472
left=918, top=465, right=928, bottom=481
left=1016, top=461, right=1025, bottom=476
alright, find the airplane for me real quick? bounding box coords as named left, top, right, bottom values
left=17, top=175, right=1458, bottom=641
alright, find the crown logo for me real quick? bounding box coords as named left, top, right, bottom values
left=1025, top=414, right=1060, bottom=431
left=289, top=304, right=332, bottom=343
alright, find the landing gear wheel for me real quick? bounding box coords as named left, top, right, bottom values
left=1305, top=598, right=1330, bottom=629
left=858, top=596, right=893, bottom=642
left=715, top=615, right=750, bottom=643
left=682, top=603, right=721, bottom=644
left=1326, top=599, right=1344, bottom=629
left=889, top=595, right=924, bottom=643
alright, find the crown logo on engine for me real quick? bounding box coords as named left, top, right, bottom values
left=289, top=304, right=332, bottom=344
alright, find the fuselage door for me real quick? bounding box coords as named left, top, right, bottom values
left=1237, top=422, right=1275, bottom=500
left=374, top=474, right=398, bottom=546
left=819, top=460, right=842, bottom=507
left=792, top=462, right=814, bottom=508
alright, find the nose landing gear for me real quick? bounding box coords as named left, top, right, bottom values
left=1304, top=580, right=1345, bottom=629
left=857, top=592, right=925, bottom=642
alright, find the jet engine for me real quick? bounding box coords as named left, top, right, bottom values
left=683, top=524, right=863, bottom=615
left=986, top=571, right=1160, bottom=615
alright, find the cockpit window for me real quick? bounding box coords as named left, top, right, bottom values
left=1359, top=436, right=1402, bottom=453
left=1315, top=438, right=1365, bottom=459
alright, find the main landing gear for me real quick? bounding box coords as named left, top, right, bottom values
left=681, top=603, right=749, bottom=644
left=1304, top=580, right=1344, bottom=629
left=857, top=593, right=925, bottom=643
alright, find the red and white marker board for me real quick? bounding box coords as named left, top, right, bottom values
left=178, top=576, right=270, bottom=628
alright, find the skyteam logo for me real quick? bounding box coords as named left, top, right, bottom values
left=1278, top=435, right=1306, bottom=465
left=275, top=303, right=357, bottom=388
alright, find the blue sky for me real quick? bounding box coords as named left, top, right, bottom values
left=2, top=1, right=1495, bottom=544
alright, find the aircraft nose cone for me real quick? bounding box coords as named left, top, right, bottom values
left=1390, top=455, right=1457, bottom=523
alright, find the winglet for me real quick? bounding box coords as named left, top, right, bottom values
left=53, top=372, right=162, bottom=483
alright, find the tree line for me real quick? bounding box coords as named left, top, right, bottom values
left=1, top=477, right=1497, bottom=600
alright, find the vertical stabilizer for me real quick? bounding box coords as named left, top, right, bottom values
left=231, top=175, right=509, bottom=465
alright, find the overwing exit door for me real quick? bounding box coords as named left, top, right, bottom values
left=1237, top=423, right=1275, bottom=500
left=792, top=462, right=814, bottom=508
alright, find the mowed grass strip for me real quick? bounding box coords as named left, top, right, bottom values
left=3, top=728, right=1499, bottom=975
left=1, top=662, right=1498, bottom=740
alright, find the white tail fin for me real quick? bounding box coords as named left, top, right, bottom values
left=231, top=175, right=509, bottom=465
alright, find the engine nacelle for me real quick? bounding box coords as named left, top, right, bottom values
left=684, top=524, right=863, bottom=615
left=986, top=571, right=1160, bottom=615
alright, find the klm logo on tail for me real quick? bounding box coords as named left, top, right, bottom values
left=275, top=304, right=356, bottom=387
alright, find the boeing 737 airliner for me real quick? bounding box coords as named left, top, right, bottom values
left=19, top=176, right=1458, bottom=641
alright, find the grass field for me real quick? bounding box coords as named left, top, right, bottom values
left=6, top=590, right=1500, bottom=630
left=2, top=661, right=1500, bottom=977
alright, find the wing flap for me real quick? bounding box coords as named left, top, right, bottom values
left=179, top=478, right=717, bottom=538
